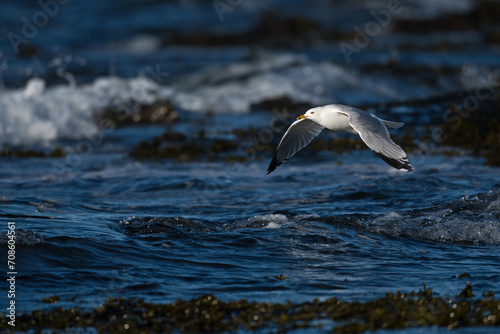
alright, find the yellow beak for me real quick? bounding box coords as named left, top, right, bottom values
left=296, top=114, right=307, bottom=120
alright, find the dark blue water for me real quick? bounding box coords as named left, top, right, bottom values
left=1, top=1, right=500, bottom=332
left=1, top=113, right=499, bottom=313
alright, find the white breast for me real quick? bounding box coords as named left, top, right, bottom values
left=319, top=110, right=355, bottom=133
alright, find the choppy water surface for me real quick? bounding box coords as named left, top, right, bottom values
left=1, top=0, right=500, bottom=332
left=2, top=115, right=500, bottom=313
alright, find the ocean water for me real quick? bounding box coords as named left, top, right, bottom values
left=1, top=0, right=500, bottom=332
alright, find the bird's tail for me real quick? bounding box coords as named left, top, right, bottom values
left=380, top=119, right=404, bottom=129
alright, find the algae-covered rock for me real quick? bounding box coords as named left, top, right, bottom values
left=43, top=295, right=60, bottom=304
left=101, top=100, right=178, bottom=127
left=1, top=284, right=498, bottom=333
left=0, top=147, right=66, bottom=158
left=439, top=97, right=500, bottom=166
left=130, top=130, right=239, bottom=162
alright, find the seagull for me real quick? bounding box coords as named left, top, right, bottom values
left=267, top=104, right=413, bottom=174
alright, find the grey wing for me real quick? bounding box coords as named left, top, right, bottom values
left=267, top=118, right=324, bottom=174
left=337, top=106, right=413, bottom=172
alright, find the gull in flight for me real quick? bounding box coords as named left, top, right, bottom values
left=267, top=104, right=413, bottom=174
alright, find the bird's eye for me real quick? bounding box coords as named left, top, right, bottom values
left=310, top=112, right=315, bottom=114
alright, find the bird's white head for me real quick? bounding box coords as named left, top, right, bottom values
left=296, top=105, right=354, bottom=131
left=296, top=107, right=322, bottom=121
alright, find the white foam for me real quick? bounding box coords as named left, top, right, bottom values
left=108, top=35, right=162, bottom=53
left=0, top=76, right=173, bottom=146
left=0, top=230, right=44, bottom=245
left=1, top=53, right=349, bottom=145
left=229, top=213, right=292, bottom=229
left=249, top=213, right=290, bottom=228
left=264, top=222, right=282, bottom=229
left=173, top=53, right=326, bottom=113
left=243, top=213, right=321, bottom=229
left=376, top=212, right=403, bottom=221
left=173, top=52, right=410, bottom=113
left=361, top=203, right=500, bottom=245
left=486, top=195, right=500, bottom=213
left=0, top=51, right=476, bottom=145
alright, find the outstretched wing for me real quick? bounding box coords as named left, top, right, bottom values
left=335, top=105, right=413, bottom=172
left=267, top=118, right=324, bottom=174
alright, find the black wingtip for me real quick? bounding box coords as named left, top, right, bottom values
left=266, top=154, right=279, bottom=175
left=375, top=152, right=413, bottom=172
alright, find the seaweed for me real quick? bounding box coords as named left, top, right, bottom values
left=1, top=284, right=498, bottom=333
left=101, top=100, right=178, bottom=127
left=129, top=125, right=374, bottom=163
left=130, top=131, right=239, bottom=162
left=0, top=147, right=66, bottom=158
left=439, top=97, right=500, bottom=166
